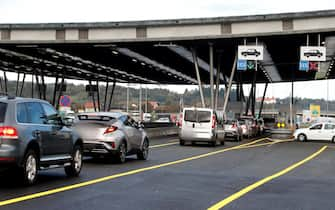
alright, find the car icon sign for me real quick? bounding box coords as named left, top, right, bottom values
left=304, top=49, right=323, bottom=58
left=241, top=49, right=261, bottom=57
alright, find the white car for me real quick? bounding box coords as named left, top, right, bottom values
left=294, top=123, right=335, bottom=142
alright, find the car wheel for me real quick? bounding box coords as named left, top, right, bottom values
left=21, top=150, right=38, bottom=185
left=137, top=139, right=149, bottom=160
left=220, top=140, right=225, bottom=145
left=179, top=139, right=185, bottom=146
left=332, top=136, right=335, bottom=143
left=297, top=134, right=307, bottom=142
left=65, top=145, right=83, bottom=177
left=116, top=142, right=127, bottom=163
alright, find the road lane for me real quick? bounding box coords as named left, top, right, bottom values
left=208, top=146, right=327, bottom=210
left=0, top=138, right=271, bottom=207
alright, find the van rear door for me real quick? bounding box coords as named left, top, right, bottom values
left=196, top=110, right=212, bottom=133
left=183, top=109, right=213, bottom=136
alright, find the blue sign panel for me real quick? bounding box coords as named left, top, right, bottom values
left=299, top=60, right=309, bottom=71
left=237, top=60, right=247, bottom=71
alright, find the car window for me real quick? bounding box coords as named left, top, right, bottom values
left=0, top=102, right=7, bottom=123
left=119, top=115, right=128, bottom=124
left=325, top=124, right=335, bottom=130
left=17, top=103, right=29, bottom=123
left=198, top=111, right=211, bottom=123
left=184, top=110, right=196, bottom=122
left=41, top=103, right=60, bottom=125
left=310, top=124, right=322, bottom=130
left=26, top=102, right=45, bottom=124
left=41, top=103, right=57, bottom=117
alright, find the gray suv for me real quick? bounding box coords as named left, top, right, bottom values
left=0, top=96, right=83, bottom=185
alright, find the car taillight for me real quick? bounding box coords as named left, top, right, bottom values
left=0, top=126, right=18, bottom=139
left=104, top=126, right=118, bottom=134
left=178, top=113, right=183, bottom=127
left=212, top=115, right=216, bottom=128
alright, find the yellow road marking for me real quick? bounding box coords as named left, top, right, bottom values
left=150, top=141, right=179, bottom=148
left=267, top=137, right=295, bottom=142
left=0, top=137, right=277, bottom=207
left=208, top=145, right=327, bottom=210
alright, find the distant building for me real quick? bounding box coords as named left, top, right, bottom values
left=84, top=101, right=99, bottom=112
left=256, top=97, right=276, bottom=104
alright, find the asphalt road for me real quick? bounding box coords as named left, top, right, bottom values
left=0, top=136, right=334, bottom=210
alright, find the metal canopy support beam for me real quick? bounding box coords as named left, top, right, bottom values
left=103, top=79, right=109, bottom=111
left=258, top=83, right=268, bottom=117
left=3, top=71, right=8, bottom=94
left=191, top=48, right=205, bottom=108
left=166, top=45, right=225, bottom=82
left=222, top=54, right=238, bottom=120
left=35, top=74, right=41, bottom=99
left=214, top=54, right=221, bottom=111
left=40, top=71, right=46, bottom=100
left=15, top=73, right=20, bottom=96
left=31, top=74, right=34, bottom=98
left=107, top=79, right=116, bottom=111
left=52, top=76, right=59, bottom=106
left=0, top=73, right=3, bottom=92
left=245, top=86, right=253, bottom=115
left=251, top=68, right=257, bottom=117
left=56, top=75, right=65, bottom=110
left=96, top=81, right=100, bottom=111
left=209, top=43, right=214, bottom=109
left=145, top=87, right=148, bottom=113
left=19, top=73, right=26, bottom=97
left=126, top=83, right=129, bottom=113
left=139, top=85, right=142, bottom=121
left=88, top=80, right=96, bottom=112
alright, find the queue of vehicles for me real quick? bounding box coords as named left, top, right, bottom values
left=177, top=107, right=266, bottom=146
left=1, top=97, right=335, bottom=186
left=0, top=96, right=149, bottom=185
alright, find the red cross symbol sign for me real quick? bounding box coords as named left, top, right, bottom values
left=309, top=62, right=319, bottom=71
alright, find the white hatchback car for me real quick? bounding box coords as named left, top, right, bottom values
left=294, top=123, right=335, bottom=142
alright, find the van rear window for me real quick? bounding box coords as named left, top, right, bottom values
left=0, top=102, right=6, bottom=122
left=184, top=110, right=196, bottom=122
left=184, top=110, right=211, bottom=123
left=197, top=111, right=211, bottom=123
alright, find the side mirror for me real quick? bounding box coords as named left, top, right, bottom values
left=62, top=117, right=74, bottom=126
left=138, top=122, right=145, bottom=129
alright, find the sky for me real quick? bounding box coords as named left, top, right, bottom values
left=0, top=0, right=335, bottom=99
